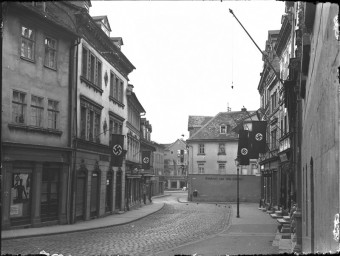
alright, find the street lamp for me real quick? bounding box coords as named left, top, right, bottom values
left=234, top=157, right=240, bottom=218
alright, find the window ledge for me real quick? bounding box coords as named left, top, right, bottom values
left=109, top=96, right=125, bottom=108
left=80, top=76, right=103, bottom=95
left=218, top=153, right=226, bottom=155
left=44, top=65, right=57, bottom=71
left=8, top=123, right=63, bottom=136
left=197, top=153, right=206, bottom=156
left=20, top=56, right=35, bottom=63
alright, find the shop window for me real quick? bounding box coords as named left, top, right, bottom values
left=218, top=163, right=226, bottom=174
left=106, top=171, right=113, bottom=212
left=10, top=172, right=32, bottom=226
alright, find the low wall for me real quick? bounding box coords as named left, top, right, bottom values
left=189, top=174, right=261, bottom=203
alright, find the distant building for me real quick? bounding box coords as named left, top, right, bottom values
left=162, top=139, right=188, bottom=190
left=187, top=109, right=260, bottom=176
left=186, top=109, right=261, bottom=202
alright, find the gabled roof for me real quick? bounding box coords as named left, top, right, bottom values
left=187, top=110, right=257, bottom=141
left=161, top=139, right=187, bottom=150
left=188, top=115, right=213, bottom=129
left=92, top=15, right=112, bottom=31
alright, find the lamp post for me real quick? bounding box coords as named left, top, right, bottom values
left=235, top=158, right=240, bottom=218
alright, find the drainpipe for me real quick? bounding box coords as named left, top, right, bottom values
left=69, top=37, right=80, bottom=224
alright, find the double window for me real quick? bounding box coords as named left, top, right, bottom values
left=198, top=163, right=205, bottom=174
left=109, top=117, right=123, bottom=145
left=82, top=47, right=102, bottom=88
left=110, top=71, right=124, bottom=104
left=198, top=144, right=205, bottom=154
left=80, top=96, right=102, bottom=143
left=218, top=143, right=225, bottom=155
left=12, top=90, right=59, bottom=129
left=20, top=26, right=58, bottom=69
left=218, top=163, right=226, bottom=174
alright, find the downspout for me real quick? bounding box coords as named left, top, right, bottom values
left=70, top=37, right=80, bottom=224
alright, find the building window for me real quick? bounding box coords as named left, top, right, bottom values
left=47, top=99, right=59, bottom=129
left=198, top=163, right=205, bottom=174
left=21, top=25, right=35, bottom=60
left=80, top=98, right=102, bottom=143
left=251, top=164, right=258, bottom=175
left=218, top=143, right=225, bottom=155
left=220, top=125, right=226, bottom=134
left=44, top=37, right=57, bottom=69
left=110, top=72, right=115, bottom=98
left=198, top=144, right=205, bottom=154
left=31, top=95, right=43, bottom=127
left=241, top=166, right=248, bottom=175
left=218, top=163, right=226, bottom=174
left=82, top=46, right=102, bottom=88
left=12, top=90, right=27, bottom=124
left=271, top=129, right=277, bottom=150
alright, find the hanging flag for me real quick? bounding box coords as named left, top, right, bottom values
left=111, top=134, right=124, bottom=167
left=250, top=121, right=267, bottom=155
left=142, top=151, right=151, bottom=170
left=237, top=129, right=250, bottom=165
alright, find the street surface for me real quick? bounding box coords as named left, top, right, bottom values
left=1, top=192, right=231, bottom=256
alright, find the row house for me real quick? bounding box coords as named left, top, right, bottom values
left=186, top=109, right=260, bottom=202
left=257, top=30, right=283, bottom=211
left=258, top=2, right=340, bottom=253
left=151, top=141, right=165, bottom=196
left=1, top=2, right=78, bottom=229
left=1, top=0, right=157, bottom=230
left=125, top=84, right=149, bottom=209
left=162, top=139, right=188, bottom=190
left=140, top=118, right=157, bottom=197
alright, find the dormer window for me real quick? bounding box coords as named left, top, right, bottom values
left=220, top=124, right=226, bottom=134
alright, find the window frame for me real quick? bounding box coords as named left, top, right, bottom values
left=12, top=90, right=27, bottom=124
left=30, top=95, right=44, bottom=127
left=81, top=46, right=102, bottom=89
left=20, top=25, right=35, bottom=61
left=198, top=144, right=205, bottom=154
left=47, top=99, right=59, bottom=130
left=220, top=125, right=226, bottom=134
left=44, top=36, right=57, bottom=70
left=218, top=143, right=226, bottom=155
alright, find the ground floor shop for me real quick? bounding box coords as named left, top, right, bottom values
left=2, top=143, right=71, bottom=230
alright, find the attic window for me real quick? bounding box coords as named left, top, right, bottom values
left=220, top=125, right=226, bottom=134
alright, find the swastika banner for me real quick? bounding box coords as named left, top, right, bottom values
left=142, top=151, right=151, bottom=170
left=111, top=134, right=125, bottom=167
left=249, top=121, right=267, bottom=158
left=237, top=129, right=250, bottom=165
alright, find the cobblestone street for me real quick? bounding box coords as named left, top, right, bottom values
left=1, top=194, right=231, bottom=256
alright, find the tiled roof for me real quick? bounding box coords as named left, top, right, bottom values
left=188, top=116, right=213, bottom=128
left=188, top=110, right=257, bottom=141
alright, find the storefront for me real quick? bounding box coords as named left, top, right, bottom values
left=2, top=144, right=71, bottom=229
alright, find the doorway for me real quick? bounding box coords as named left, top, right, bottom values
left=90, top=171, right=100, bottom=218
left=76, top=170, right=86, bottom=221
left=41, top=164, right=60, bottom=222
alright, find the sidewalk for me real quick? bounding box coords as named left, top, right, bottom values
left=158, top=198, right=280, bottom=255
left=2, top=195, right=167, bottom=240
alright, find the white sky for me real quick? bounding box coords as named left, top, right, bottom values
left=90, top=0, right=285, bottom=144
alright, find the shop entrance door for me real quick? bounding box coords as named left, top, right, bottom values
left=115, top=170, right=122, bottom=210
left=10, top=171, right=32, bottom=226
left=105, top=171, right=113, bottom=213
left=90, top=171, right=99, bottom=218
left=41, top=164, right=60, bottom=222
left=76, top=170, right=86, bottom=221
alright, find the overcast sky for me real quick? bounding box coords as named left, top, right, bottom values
left=90, top=0, right=285, bottom=144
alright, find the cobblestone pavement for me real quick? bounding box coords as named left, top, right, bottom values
left=1, top=194, right=231, bottom=256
